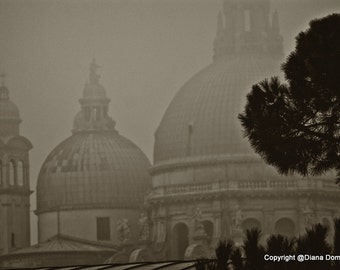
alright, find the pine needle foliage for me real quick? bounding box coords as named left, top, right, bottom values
left=239, top=14, right=340, bottom=183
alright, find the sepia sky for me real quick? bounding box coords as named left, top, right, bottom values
left=0, top=0, right=339, bottom=244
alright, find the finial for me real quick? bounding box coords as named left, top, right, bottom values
left=89, top=58, right=100, bottom=84
left=0, top=72, right=6, bottom=87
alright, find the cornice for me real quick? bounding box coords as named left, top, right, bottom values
left=150, top=154, right=261, bottom=175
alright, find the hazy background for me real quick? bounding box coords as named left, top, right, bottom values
left=0, top=0, right=339, bottom=244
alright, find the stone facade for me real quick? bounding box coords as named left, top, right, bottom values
left=148, top=158, right=339, bottom=260
left=0, top=80, right=33, bottom=255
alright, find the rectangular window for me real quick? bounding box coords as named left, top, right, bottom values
left=97, top=217, right=110, bottom=241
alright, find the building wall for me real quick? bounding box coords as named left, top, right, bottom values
left=149, top=162, right=340, bottom=260
left=38, top=208, right=140, bottom=244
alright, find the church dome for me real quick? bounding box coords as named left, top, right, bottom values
left=154, top=1, right=283, bottom=165
left=36, top=59, right=151, bottom=213
left=154, top=56, right=279, bottom=164
left=36, top=131, right=151, bottom=213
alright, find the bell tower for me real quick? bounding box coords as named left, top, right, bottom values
left=214, top=0, right=283, bottom=60
left=0, top=75, right=33, bottom=255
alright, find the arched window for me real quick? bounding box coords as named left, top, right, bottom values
left=171, top=223, right=189, bottom=260
left=17, top=161, right=24, bottom=186
left=93, top=108, right=98, bottom=121
left=0, top=160, right=3, bottom=185
left=9, top=160, right=15, bottom=185
left=275, top=218, right=295, bottom=237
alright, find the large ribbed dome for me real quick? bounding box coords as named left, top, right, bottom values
left=154, top=0, right=283, bottom=165
left=37, top=131, right=151, bottom=213
left=154, top=56, right=280, bottom=164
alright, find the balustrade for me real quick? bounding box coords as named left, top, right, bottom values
left=150, top=178, right=337, bottom=197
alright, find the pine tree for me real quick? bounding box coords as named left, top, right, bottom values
left=243, top=228, right=265, bottom=270
left=239, top=14, right=340, bottom=182
left=265, top=234, right=295, bottom=270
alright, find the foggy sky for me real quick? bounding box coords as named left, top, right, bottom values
left=0, top=0, right=339, bottom=244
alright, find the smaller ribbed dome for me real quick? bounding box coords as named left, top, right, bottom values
left=37, top=131, right=151, bottom=213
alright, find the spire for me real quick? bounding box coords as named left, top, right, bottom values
left=89, top=58, right=100, bottom=84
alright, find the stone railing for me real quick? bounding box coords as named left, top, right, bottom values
left=269, top=180, right=297, bottom=188
left=237, top=180, right=267, bottom=189
left=164, top=183, right=213, bottom=195
left=150, top=178, right=338, bottom=197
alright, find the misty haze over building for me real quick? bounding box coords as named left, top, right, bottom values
left=0, top=0, right=340, bottom=268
